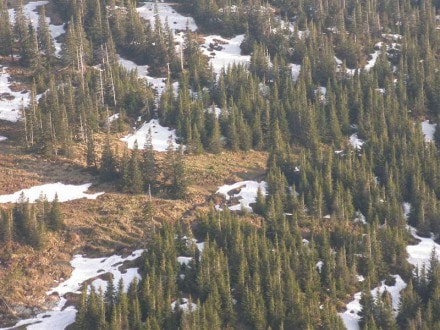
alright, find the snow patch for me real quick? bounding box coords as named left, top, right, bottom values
left=407, top=226, right=440, bottom=270
left=120, top=119, right=178, bottom=152
left=421, top=120, right=436, bottom=142
left=136, top=2, right=197, bottom=33
left=0, top=136, right=7, bottom=141
left=5, top=250, right=144, bottom=330
left=171, top=298, right=197, bottom=312
left=0, top=66, right=30, bottom=122
left=316, top=260, right=324, bottom=273
left=201, top=35, right=251, bottom=74
left=117, top=55, right=170, bottom=96
left=49, top=250, right=144, bottom=297
left=206, top=106, right=222, bottom=118
left=290, top=63, right=301, bottom=82
left=356, top=275, right=365, bottom=282
left=196, top=242, right=205, bottom=253
left=340, top=275, right=406, bottom=330
left=8, top=1, right=64, bottom=56
left=0, top=183, right=104, bottom=203
left=353, top=211, right=367, bottom=224
left=108, top=113, right=119, bottom=123
left=402, top=203, right=411, bottom=220
left=216, top=180, right=267, bottom=212
left=117, top=55, right=149, bottom=77
left=349, top=133, right=364, bottom=150
left=177, top=256, right=193, bottom=265
left=365, top=49, right=381, bottom=71
left=7, top=298, right=76, bottom=330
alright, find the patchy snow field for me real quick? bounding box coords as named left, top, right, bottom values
left=421, top=120, right=437, bottom=142
left=407, top=226, right=440, bottom=270
left=136, top=2, right=197, bottom=33
left=404, top=203, right=440, bottom=270
left=7, top=298, right=76, bottom=330
left=117, top=55, right=149, bottom=77
left=171, top=298, right=197, bottom=312
left=4, top=250, right=144, bottom=330
left=201, top=35, right=251, bottom=74
left=340, top=275, right=407, bottom=330
left=0, top=66, right=30, bottom=122
left=349, top=133, right=364, bottom=150
left=117, top=55, right=179, bottom=96
left=342, top=203, right=440, bottom=329
left=50, top=250, right=144, bottom=296
left=8, top=1, right=65, bottom=56
left=0, top=183, right=104, bottom=203
left=290, top=63, right=301, bottom=82
left=7, top=1, right=48, bottom=27
left=364, top=50, right=381, bottom=71
left=120, top=119, right=178, bottom=151
left=216, top=180, right=267, bottom=212
left=177, top=256, right=193, bottom=266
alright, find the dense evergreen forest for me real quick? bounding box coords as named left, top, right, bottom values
left=1, top=0, right=440, bottom=328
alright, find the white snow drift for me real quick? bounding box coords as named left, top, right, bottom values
left=407, top=226, right=440, bottom=270
left=120, top=119, right=179, bottom=152
left=216, top=180, right=267, bottom=212
left=0, top=183, right=104, bottom=203
left=340, top=275, right=407, bottom=330
left=349, top=133, right=365, bottom=150
left=8, top=1, right=65, bottom=56
left=201, top=35, right=251, bottom=75
left=421, top=120, right=437, bottom=142
left=0, top=66, right=30, bottom=122
left=4, top=250, right=144, bottom=330
left=136, top=2, right=197, bottom=33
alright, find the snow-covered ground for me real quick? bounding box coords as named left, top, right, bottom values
left=118, top=3, right=195, bottom=97
left=108, top=113, right=119, bottom=123
left=349, top=133, right=364, bottom=150
left=117, top=55, right=179, bottom=96
left=364, top=49, right=380, bottom=71
left=177, top=256, right=193, bottom=265
left=117, top=55, right=149, bottom=77
left=421, top=120, right=437, bottom=142
left=403, top=203, right=440, bottom=270
left=8, top=1, right=65, bottom=56
left=7, top=1, right=48, bottom=27
left=0, top=66, right=30, bottom=122
left=120, top=119, right=178, bottom=151
left=48, top=24, right=65, bottom=56
left=290, top=63, right=301, bottom=82
left=171, top=298, right=197, bottom=312
left=206, top=105, right=222, bottom=118
left=353, top=211, right=367, bottom=224
left=136, top=2, right=197, bottom=33
left=50, top=250, right=144, bottom=296
left=0, top=183, right=104, bottom=203
left=4, top=250, right=144, bottom=330
left=340, top=275, right=407, bottom=330
left=201, top=35, right=251, bottom=74
left=7, top=298, right=76, bottom=330
left=342, top=203, right=440, bottom=329
left=407, top=226, right=440, bottom=270
left=216, top=180, right=267, bottom=212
